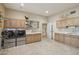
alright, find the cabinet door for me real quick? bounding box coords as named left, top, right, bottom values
left=20, top=20, right=25, bottom=28
left=58, top=34, right=64, bottom=43
left=71, top=36, right=79, bottom=48
left=10, top=20, right=17, bottom=28
left=55, top=33, right=59, bottom=41
left=55, top=33, right=64, bottom=43
left=76, top=38, right=79, bottom=48
left=4, top=20, right=11, bottom=28
left=33, top=34, right=41, bottom=42
left=4, top=20, right=17, bottom=28
left=73, top=18, right=79, bottom=26
left=26, top=34, right=41, bottom=44
left=61, top=20, right=66, bottom=28
left=17, top=20, right=25, bottom=28
left=16, top=20, right=20, bottom=28
left=0, top=4, right=5, bottom=17
left=56, top=21, right=61, bottom=28
left=56, top=20, right=67, bottom=28
left=64, top=35, right=71, bottom=45
left=67, top=19, right=74, bottom=26
left=0, top=20, right=4, bottom=28
left=26, top=35, right=33, bottom=44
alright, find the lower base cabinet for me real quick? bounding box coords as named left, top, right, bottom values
left=4, top=42, right=15, bottom=48
left=70, top=36, right=79, bottom=48
left=55, top=33, right=64, bottom=43
left=26, top=34, right=41, bottom=44
left=17, top=40, right=25, bottom=46
left=64, top=35, right=71, bottom=45
left=55, top=33, right=79, bottom=48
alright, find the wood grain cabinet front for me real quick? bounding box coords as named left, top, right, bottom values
left=25, top=34, right=41, bottom=44
left=55, top=33, right=64, bottom=43
left=58, top=34, right=64, bottom=43
left=70, top=36, right=79, bottom=48
left=0, top=4, right=5, bottom=17
left=64, top=35, right=71, bottom=45
left=54, top=33, right=60, bottom=41
left=4, top=19, right=25, bottom=28
left=55, top=33, right=79, bottom=48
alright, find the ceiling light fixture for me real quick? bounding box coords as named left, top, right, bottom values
left=45, top=11, right=48, bottom=13
left=21, top=3, right=24, bottom=7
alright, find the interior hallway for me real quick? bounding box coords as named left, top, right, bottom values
left=0, top=38, right=79, bottom=55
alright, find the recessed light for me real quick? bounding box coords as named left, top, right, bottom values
left=21, top=3, right=24, bottom=7
left=45, top=11, right=48, bottom=13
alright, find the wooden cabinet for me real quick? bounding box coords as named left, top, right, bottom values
left=72, top=18, right=79, bottom=26
left=0, top=4, right=5, bottom=28
left=26, top=34, right=41, bottom=44
left=56, top=20, right=67, bottom=28
left=0, top=4, right=5, bottom=17
left=70, top=35, right=79, bottom=48
left=56, top=20, right=62, bottom=28
left=0, top=20, right=4, bottom=28
left=4, top=20, right=11, bottom=28
left=4, top=19, right=25, bottom=28
left=4, top=20, right=16, bottom=28
left=55, top=33, right=79, bottom=48
left=58, top=34, right=64, bottom=43
left=55, top=33, right=64, bottom=43
left=66, top=19, right=73, bottom=26
left=64, top=35, right=71, bottom=45
left=56, top=17, right=79, bottom=28
left=54, top=33, right=59, bottom=41
left=17, top=20, right=26, bottom=28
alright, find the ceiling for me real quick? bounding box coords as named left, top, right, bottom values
left=4, top=3, right=79, bottom=16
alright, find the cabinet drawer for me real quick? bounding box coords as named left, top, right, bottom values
left=64, top=35, right=71, bottom=45
left=26, top=34, right=41, bottom=44
left=17, top=40, right=25, bottom=46
left=4, top=39, right=15, bottom=43
left=17, top=37, right=25, bottom=41
left=4, top=42, right=15, bottom=48
left=71, top=36, right=79, bottom=48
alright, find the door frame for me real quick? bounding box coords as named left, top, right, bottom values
left=42, top=23, right=47, bottom=38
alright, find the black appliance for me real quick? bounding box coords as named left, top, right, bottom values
left=1, top=29, right=26, bottom=48
left=16, top=30, right=26, bottom=38
left=1, top=30, right=15, bottom=39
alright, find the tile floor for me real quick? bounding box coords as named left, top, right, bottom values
left=0, top=39, right=79, bottom=55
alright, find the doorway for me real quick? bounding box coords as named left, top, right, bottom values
left=42, top=23, right=47, bottom=39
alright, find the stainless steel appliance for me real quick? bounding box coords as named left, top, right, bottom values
left=15, top=29, right=26, bottom=46
left=1, top=29, right=16, bottom=48
left=1, top=29, right=26, bottom=48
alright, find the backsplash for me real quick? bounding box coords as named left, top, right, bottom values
left=57, top=27, right=79, bottom=34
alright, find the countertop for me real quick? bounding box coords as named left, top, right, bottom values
left=26, top=30, right=41, bottom=35
left=55, top=32, right=79, bottom=36
left=26, top=32, right=41, bottom=35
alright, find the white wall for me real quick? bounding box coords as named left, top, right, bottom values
left=48, top=6, right=79, bottom=39
left=5, top=8, right=48, bottom=33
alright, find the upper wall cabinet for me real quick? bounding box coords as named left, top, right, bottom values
left=56, top=17, right=79, bottom=28
left=17, top=20, right=26, bottom=28
left=0, top=4, right=5, bottom=17
left=0, top=4, right=5, bottom=28
left=4, top=19, right=26, bottom=28
left=56, top=19, right=67, bottom=28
